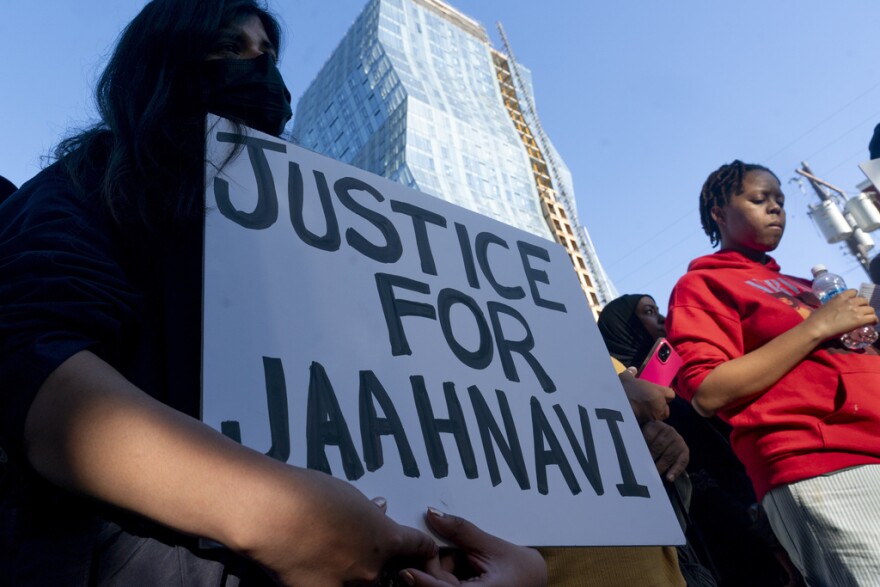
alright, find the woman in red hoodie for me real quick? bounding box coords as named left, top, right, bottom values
left=666, top=160, right=880, bottom=586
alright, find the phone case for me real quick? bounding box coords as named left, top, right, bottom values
left=637, top=337, right=683, bottom=387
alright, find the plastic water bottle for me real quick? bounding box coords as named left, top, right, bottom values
left=811, top=264, right=878, bottom=350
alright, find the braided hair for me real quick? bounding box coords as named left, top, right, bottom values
left=699, top=160, right=779, bottom=247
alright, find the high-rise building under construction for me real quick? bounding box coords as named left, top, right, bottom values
left=292, top=0, right=616, bottom=317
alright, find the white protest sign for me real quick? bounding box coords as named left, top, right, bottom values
left=201, top=117, right=683, bottom=546
left=860, top=158, right=880, bottom=191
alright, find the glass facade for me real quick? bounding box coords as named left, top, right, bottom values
left=292, top=0, right=616, bottom=308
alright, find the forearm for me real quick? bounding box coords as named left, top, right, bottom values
left=693, top=320, right=823, bottom=415
left=24, top=350, right=303, bottom=554
left=692, top=289, right=879, bottom=416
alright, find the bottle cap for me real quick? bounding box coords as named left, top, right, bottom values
left=811, top=264, right=827, bottom=277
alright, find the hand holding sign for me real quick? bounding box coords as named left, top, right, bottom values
left=243, top=467, right=437, bottom=587
left=400, top=509, right=547, bottom=587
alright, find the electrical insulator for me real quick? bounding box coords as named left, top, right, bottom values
left=844, top=193, right=880, bottom=232
left=809, top=200, right=853, bottom=243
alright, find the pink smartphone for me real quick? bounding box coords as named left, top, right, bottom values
left=637, top=338, right=682, bottom=387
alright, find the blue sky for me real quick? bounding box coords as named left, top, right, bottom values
left=3, top=0, right=879, bottom=310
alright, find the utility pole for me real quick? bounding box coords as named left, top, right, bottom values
left=796, top=161, right=872, bottom=276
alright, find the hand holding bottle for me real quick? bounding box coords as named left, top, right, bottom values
left=806, top=289, right=877, bottom=340
left=810, top=265, right=878, bottom=349
left=810, top=265, right=877, bottom=350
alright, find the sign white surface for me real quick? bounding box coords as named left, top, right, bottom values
left=859, top=158, right=880, bottom=190
left=201, top=117, right=683, bottom=546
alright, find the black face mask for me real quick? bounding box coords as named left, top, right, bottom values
left=198, top=52, right=292, bottom=137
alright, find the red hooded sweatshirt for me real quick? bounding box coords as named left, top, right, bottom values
left=667, top=250, right=880, bottom=500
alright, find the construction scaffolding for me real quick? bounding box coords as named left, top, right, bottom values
left=491, top=23, right=616, bottom=318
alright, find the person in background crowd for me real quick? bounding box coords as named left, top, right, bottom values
left=0, top=1, right=545, bottom=585
left=0, top=175, right=16, bottom=202
left=869, top=254, right=880, bottom=285
left=600, top=294, right=801, bottom=586
left=667, top=160, right=880, bottom=586
left=869, top=122, right=880, bottom=160
left=867, top=124, right=880, bottom=286
left=598, top=295, right=719, bottom=586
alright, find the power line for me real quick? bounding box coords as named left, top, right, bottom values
left=762, top=80, right=880, bottom=164
left=602, top=207, right=694, bottom=267
left=824, top=146, right=873, bottom=178
left=593, top=86, right=880, bottom=289
left=602, top=109, right=880, bottom=274
left=613, top=228, right=706, bottom=284
left=619, top=244, right=715, bottom=302
left=800, top=108, right=880, bottom=163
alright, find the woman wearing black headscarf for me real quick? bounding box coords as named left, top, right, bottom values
left=597, top=294, right=679, bottom=426
left=598, top=295, right=796, bottom=587
left=598, top=294, right=664, bottom=369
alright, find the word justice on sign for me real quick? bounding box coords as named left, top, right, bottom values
left=212, top=132, right=564, bottom=392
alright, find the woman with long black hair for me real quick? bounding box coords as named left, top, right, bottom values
left=0, top=1, right=435, bottom=584
left=0, top=2, right=548, bottom=585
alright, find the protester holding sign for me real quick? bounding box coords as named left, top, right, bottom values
left=0, top=1, right=546, bottom=584
left=668, top=160, right=880, bottom=586
left=597, top=296, right=715, bottom=587
left=600, top=294, right=798, bottom=586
